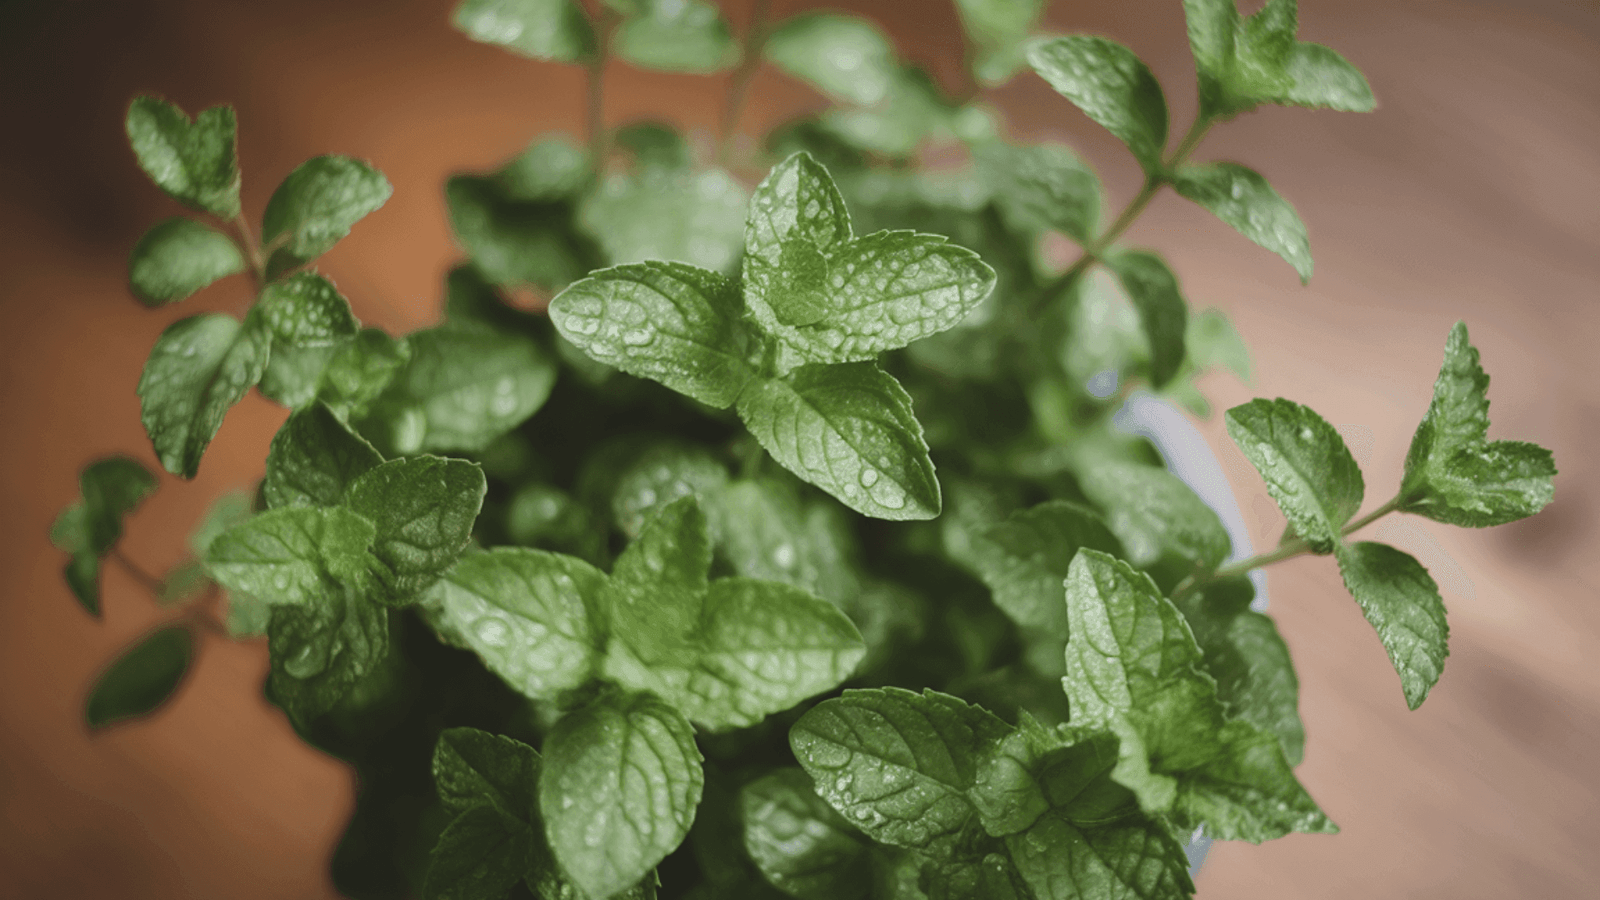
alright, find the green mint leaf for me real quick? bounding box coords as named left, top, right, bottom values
left=1026, top=36, right=1169, bottom=175
left=578, top=168, right=748, bottom=273
left=608, top=494, right=713, bottom=600
left=1076, top=460, right=1232, bottom=569
left=138, top=312, right=271, bottom=478
left=1400, top=322, right=1555, bottom=526
left=790, top=687, right=1010, bottom=854
left=550, top=261, right=755, bottom=409
left=452, top=0, right=596, bottom=63
left=928, top=854, right=1031, bottom=900
left=189, top=491, right=254, bottom=557
left=265, top=585, right=389, bottom=729
left=1005, top=810, right=1194, bottom=900
left=744, top=152, right=852, bottom=263
left=264, top=403, right=384, bottom=510
left=124, top=96, right=241, bottom=218
left=256, top=271, right=360, bottom=348
left=128, top=217, right=245, bottom=307
left=320, top=328, right=412, bottom=418
left=1063, top=550, right=1333, bottom=840
left=428, top=548, right=606, bottom=700
left=261, top=155, right=392, bottom=277
left=609, top=441, right=730, bottom=539
left=80, top=456, right=159, bottom=555
left=495, top=137, right=591, bottom=202
left=1185, top=307, right=1252, bottom=383
left=762, top=14, right=899, bottom=107
left=204, top=506, right=378, bottom=604
left=708, top=477, right=860, bottom=605
left=969, top=500, right=1123, bottom=637
left=539, top=691, right=704, bottom=900
left=1103, top=250, right=1188, bottom=388
left=613, top=0, right=736, bottom=73
left=433, top=727, right=541, bottom=820
left=445, top=175, right=597, bottom=290
left=952, top=0, right=1046, bottom=86
left=1182, top=0, right=1372, bottom=117
left=819, top=66, right=957, bottom=159
left=1279, top=43, right=1375, bottom=112
left=260, top=343, right=341, bottom=409
left=1335, top=541, right=1449, bottom=710
left=736, top=363, right=939, bottom=521
left=1172, top=162, right=1312, bottom=283
left=85, top=625, right=194, bottom=730
left=1175, top=577, right=1305, bottom=764
left=741, top=769, right=870, bottom=900
left=423, top=805, right=534, bottom=900
left=63, top=550, right=102, bottom=616
left=362, top=325, right=556, bottom=455
left=612, top=121, right=692, bottom=173
left=975, top=141, right=1101, bottom=246
left=1225, top=398, right=1363, bottom=553
left=345, top=456, right=487, bottom=604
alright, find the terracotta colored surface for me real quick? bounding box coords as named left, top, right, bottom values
left=1, top=1, right=1596, bottom=897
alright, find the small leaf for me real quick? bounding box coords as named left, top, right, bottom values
left=550, top=261, right=755, bottom=408
left=80, top=456, right=159, bottom=555
left=85, top=625, right=194, bottom=730
left=578, top=168, right=748, bottom=272
left=263, top=403, right=385, bottom=510
left=763, top=14, right=899, bottom=107
left=128, top=217, right=246, bottom=306
left=540, top=691, right=704, bottom=900
left=741, top=769, right=870, bottom=900
left=345, top=456, right=487, bottom=604
left=429, top=548, right=606, bottom=700
left=188, top=491, right=254, bottom=556
left=423, top=805, right=534, bottom=900
left=204, top=506, right=377, bottom=605
left=952, top=0, right=1047, bottom=86
left=452, top=0, right=596, bottom=63
left=1280, top=43, right=1375, bottom=112
left=495, top=137, right=591, bottom=202
left=969, top=500, right=1123, bottom=637
left=1103, top=250, right=1188, bottom=388
left=974, top=141, right=1101, bottom=245
left=613, top=0, right=736, bottom=73
left=1225, top=398, right=1363, bottom=553
left=320, top=328, right=412, bottom=419
left=1172, top=162, right=1312, bottom=283
left=433, top=726, right=541, bottom=819
left=255, top=271, right=361, bottom=348
left=1335, top=541, right=1450, bottom=710
left=64, top=554, right=102, bottom=617
left=736, top=363, right=939, bottom=521
left=138, top=312, right=271, bottom=478
left=363, top=325, right=557, bottom=455
left=265, top=585, right=389, bottom=729
left=124, top=96, right=241, bottom=218
left=261, top=155, right=392, bottom=276
left=790, top=687, right=1010, bottom=854
left=446, top=174, right=598, bottom=290
left=1185, top=307, right=1252, bottom=383
left=1005, top=810, right=1194, bottom=900
left=1076, top=460, right=1231, bottom=569
left=1027, top=36, right=1169, bottom=175
left=743, top=152, right=852, bottom=284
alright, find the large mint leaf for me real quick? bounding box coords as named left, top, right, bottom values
left=1006, top=810, right=1193, bottom=900
left=1063, top=551, right=1333, bottom=841
left=1335, top=541, right=1449, bottom=710
left=975, top=141, right=1101, bottom=246
left=1225, top=398, right=1363, bottom=553
left=539, top=691, right=703, bottom=899
left=736, top=363, right=939, bottom=521
left=579, top=168, right=747, bottom=272
left=1076, top=461, right=1231, bottom=568
left=613, top=0, right=736, bottom=73
left=1172, top=162, right=1311, bottom=283
left=742, top=154, right=996, bottom=369
left=205, top=506, right=377, bottom=605
left=1103, top=250, right=1188, bottom=388
left=953, top=0, right=1046, bottom=86
left=261, top=155, right=392, bottom=276
left=741, top=769, right=870, bottom=900
left=790, top=688, right=1010, bottom=854
left=1399, top=322, right=1555, bottom=527
left=265, top=584, right=389, bottom=729
left=1026, top=37, right=1168, bottom=175
left=138, top=312, right=271, bottom=478
left=344, top=456, right=486, bottom=604
left=124, top=97, right=241, bottom=218
left=423, top=805, right=533, bottom=900
left=551, top=261, right=755, bottom=408
left=85, top=625, right=194, bottom=730
left=363, top=325, right=556, bottom=454
left=452, top=0, right=595, bottom=62
left=255, top=271, right=360, bottom=348
left=128, top=218, right=245, bottom=307
left=762, top=14, right=899, bottom=106
left=969, top=501, right=1122, bottom=637
left=263, top=403, right=384, bottom=510
left=433, top=726, right=541, bottom=820
left=429, top=548, right=606, bottom=699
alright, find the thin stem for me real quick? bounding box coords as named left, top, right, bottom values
left=1207, top=496, right=1403, bottom=582
left=1342, top=496, right=1401, bottom=537
left=587, top=10, right=619, bottom=166
left=718, top=0, right=771, bottom=167
left=230, top=213, right=266, bottom=286
left=111, top=548, right=165, bottom=596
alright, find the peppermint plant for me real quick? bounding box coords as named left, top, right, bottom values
left=57, top=1, right=1555, bottom=898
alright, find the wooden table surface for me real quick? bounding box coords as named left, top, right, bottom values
left=1, top=1, right=1595, bottom=897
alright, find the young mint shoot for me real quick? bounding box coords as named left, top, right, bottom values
left=56, top=1, right=1556, bottom=898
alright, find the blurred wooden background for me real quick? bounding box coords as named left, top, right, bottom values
left=1, top=0, right=1596, bottom=897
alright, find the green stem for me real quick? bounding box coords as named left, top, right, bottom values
left=587, top=10, right=619, bottom=166
left=230, top=213, right=266, bottom=286
left=1208, top=496, right=1403, bottom=582
left=111, top=547, right=165, bottom=596
left=718, top=0, right=771, bottom=167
